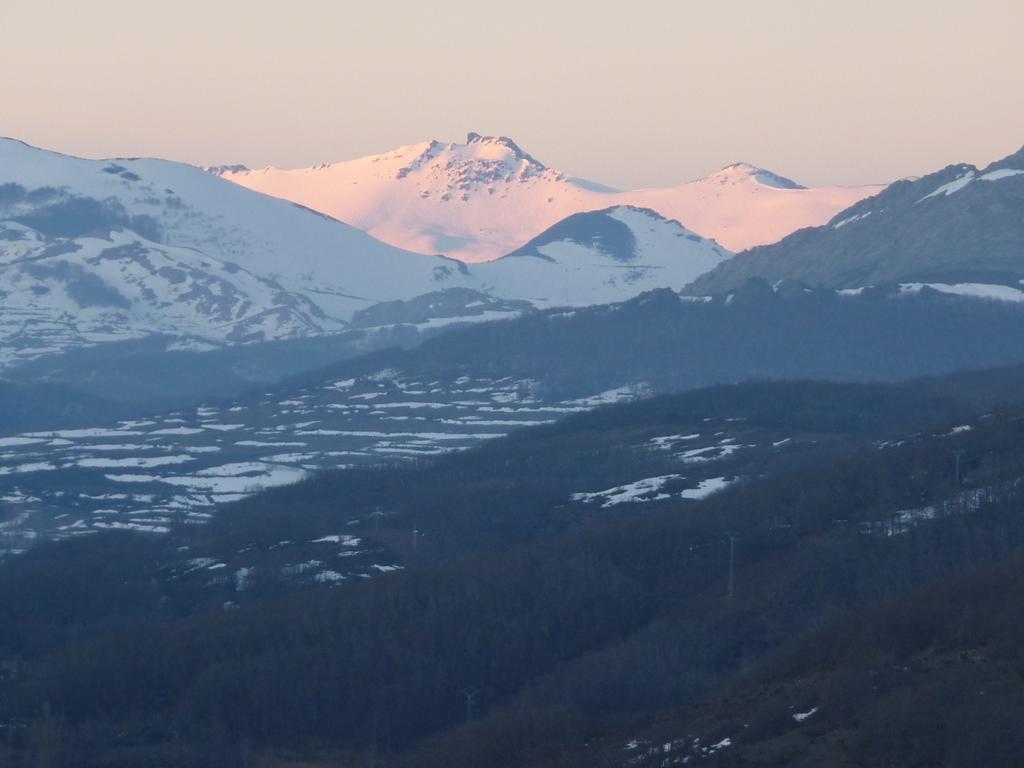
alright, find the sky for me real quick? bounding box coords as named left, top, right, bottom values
left=2, top=0, right=1023, bottom=189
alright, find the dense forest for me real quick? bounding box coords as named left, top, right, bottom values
left=567, top=553, right=1024, bottom=767
left=4, top=366, right=1024, bottom=765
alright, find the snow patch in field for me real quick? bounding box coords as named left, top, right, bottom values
left=0, top=438, right=46, bottom=448
left=25, top=428, right=143, bottom=439
left=93, top=521, right=170, bottom=534
left=0, top=462, right=57, bottom=474
left=648, top=433, right=701, bottom=450
left=680, top=476, right=732, bottom=499
left=571, top=475, right=683, bottom=508
left=793, top=707, right=818, bottom=722
left=899, top=282, right=1024, bottom=302
left=76, top=455, right=195, bottom=469
left=679, top=444, right=741, bottom=463
left=312, top=534, right=362, bottom=546
left=569, top=383, right=650, bottom=407
left=235, top=440, right=307, bottom=447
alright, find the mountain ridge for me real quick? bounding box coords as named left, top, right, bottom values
left=213, top=133, right=885, bottom=259
left=687, top=144, right=1024, bottom=294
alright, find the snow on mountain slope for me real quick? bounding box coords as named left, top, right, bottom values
left=623, top=163, right=884, bottom=256
left=0, top=138, right=476, bottom=363
left=687, top=145, right=1024, bottom=295
left=215, top=134, right=885, bottom=260
left=0, top=224, right=340, bottom=367
left=475, top=206, right=731, bottom=307
left=0, top=138, right=473, bottom=312
left=216, top=134, right=600, bottom=263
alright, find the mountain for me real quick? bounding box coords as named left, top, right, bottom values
left=0, top=138, right=473, bottom=366
left=0, top=137, right=807, bottom=373
left=320, top=282, right=1024, bottom=400
left=687, top=145, right=1024, bottom=295
left=213, top=133, right=605, bottom=262
left=214, top=133, right=884, bottom=260
left=473, top=206, right=731, bottom=307
left=623, top=162, right=885, bottom=257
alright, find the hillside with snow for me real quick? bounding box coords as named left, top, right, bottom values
left=623, top=162, right=884, bottom=257
left=687, top=145, right=1024, bottom=296
left=475, top=206, right=730, bottom=307
left=214, top=133, right=885, bottom=260
left=0, top=138, right=477, bottom=365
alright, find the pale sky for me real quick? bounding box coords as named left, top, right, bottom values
left=2, top=0, right=1022, bottom=188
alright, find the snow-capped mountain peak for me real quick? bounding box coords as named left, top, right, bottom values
left=464, top=132, right=544, bottom=166
left=700, top=162, right=806, bottom=190
left=392, top=132, right=558, bottom=192
left=214, top=135, right=594, bottom=262
left=216, top=136, right=884, bottom=259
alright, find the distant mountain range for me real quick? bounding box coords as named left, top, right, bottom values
left=212, top=132, right=884, bottom=260
left=688, top=145, right=1024, bottom=295
left=6, top=134, right=1024, bottom=377
left=0, top=138, right=730, bottom=368
left=0, top=137, right=749, bottom=367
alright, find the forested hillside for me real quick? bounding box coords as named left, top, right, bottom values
left=4, top=368, right=1024, bottom=766
left=282, top=284, right=1024, bottom=403
left=564, top=556, right=1024, bottom=767
left=0, top=380, right=118, bottom=434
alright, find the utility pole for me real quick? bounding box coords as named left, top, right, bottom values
left=952, top=450, right=965, bottom=488
left=461, top=686, right=479, bottom=724
left=371, top=507, right=385, bottom=531
left=412, top=523, right=419, bottom=551
left=726, top=533, right=738, bottom=601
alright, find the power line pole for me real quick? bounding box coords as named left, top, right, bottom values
left=371, top=507, right=384, bottom=531
left=726, top=532, right=738, bottom=601
left=412, top=523, right=419, bottom=551
left=952, top=450, right=965, bottom=488
left=461, top=686, right=479, bottom=724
